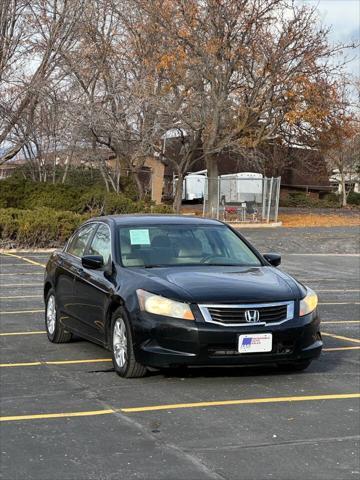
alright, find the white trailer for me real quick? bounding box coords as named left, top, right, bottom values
left=219, top=172, right=263, bottom=203
left=173, top=170, right=207, bottom=201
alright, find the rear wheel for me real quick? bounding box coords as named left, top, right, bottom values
left=111, top=308, right=147, bottom=378
left=45, top=289, right=72, bottom=343
left=279, top=360, right=312, bottom=372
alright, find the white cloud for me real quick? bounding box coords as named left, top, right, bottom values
left=299, top=0, right=360, bottom=76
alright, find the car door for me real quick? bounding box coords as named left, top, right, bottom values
left=56, top=223, right=98, bottom=333
left=72, top=222, right=115, bottom=343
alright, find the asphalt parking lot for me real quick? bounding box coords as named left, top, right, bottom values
left=0, top=226, right=359, bottom=480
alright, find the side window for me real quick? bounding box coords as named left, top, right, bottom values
left=88, top=224, right=111, bottom=264
left=67, top=224, right=96, bottom=258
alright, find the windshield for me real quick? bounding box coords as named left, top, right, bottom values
left=119, top=224, right=261, bottom=268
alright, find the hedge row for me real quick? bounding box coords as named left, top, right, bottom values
left=0, top=204, right=172, bottom=248
left=280, top=191, right=360, bottom=208
left=0, top=176, right=147, bottom=213
left=0, top=208, right=90, bottom=248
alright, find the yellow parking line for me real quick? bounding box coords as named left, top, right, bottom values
left=0, top=272, right=43, bottom=276
left=323, top=346, right=360, bottom=352
left=121, top=393, right=360, bottom=413
left=0, top=410, right=115, bottom=422
left=317, top=290, right=360, bottom=292
left=0, top=331, right=46, bottom=336
left=1, top=309, right=44, bottom=314
left=322, top=332, right=360, bottom=344
left=322, top=320, right=360, bottom=324
left=0, top=263, right=40, bottom=267
left=1, top=393, right=359, bottom=422
left=0, top=358, right=112, bottom=368
left=319, top=302, right=360, bottom=305
left=0, top=252, right=46, bottom=268
left=1, top=362, right=44, bottom=367
left=46, top=358, right=112, bottom=365
left=0, top=295, right=42, bottom=299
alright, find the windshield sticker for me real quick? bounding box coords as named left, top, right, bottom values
left=129, top=229, right=151, bottom=245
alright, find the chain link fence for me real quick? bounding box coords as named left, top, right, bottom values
left=203, top=176, right=281, bottom=223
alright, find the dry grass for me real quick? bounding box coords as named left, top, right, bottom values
left=279, top=213, right=360, bottom=228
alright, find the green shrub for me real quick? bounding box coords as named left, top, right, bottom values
left=76, top=190, right=150, bottom=214
left=0, top=208, right=89, bottom=247
left=0, top=208, right=21, bottom=239
left=347, top=191, right=360, bottom=205
left=280, top=191, right=340, bottom=208
left=321, top=193, right=339, bottom=205
left=104, top=193, right=146, bottom=214
left=0, top=203, right=172, bottom=247
left=0, top=176, right=154, bottom=213
left=0, top=176, right=87, bottom=210
left=76, top=189, right=107, bottom=213
left=27, top=183, right=83, bottom=211
left=280, top=192, right=314, bottom=207
left=149, top=204, right=173, bottom=214
left=0, top=175, right=174, bottom=247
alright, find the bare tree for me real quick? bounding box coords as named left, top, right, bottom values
left=133, top=0, right=355, bottom=213
left=0, top=0, right=85, bottom=164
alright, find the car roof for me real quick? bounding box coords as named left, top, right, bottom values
left=87, top=214, right=223, bottom=227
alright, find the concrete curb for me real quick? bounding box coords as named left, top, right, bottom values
left=228, top=222, right=282, bottom=228
left=0, top=248, right=56, bottom=253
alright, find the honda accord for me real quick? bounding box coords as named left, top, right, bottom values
left=44, top=215, right=322, bottom=377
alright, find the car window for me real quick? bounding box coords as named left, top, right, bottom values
left=88, top=224, right=111, bottom=264
left=119, top=225, right=261, bottom=267
left=66, top=224, right=96, bottom=258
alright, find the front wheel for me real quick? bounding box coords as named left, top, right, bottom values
left=111, top=308, right=147, bottom=378
left=45, top=289, right=72, bottom=343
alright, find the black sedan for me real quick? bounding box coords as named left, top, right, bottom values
left=44, top=215, right=322, bottom=377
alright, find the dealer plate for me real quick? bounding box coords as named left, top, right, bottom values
left=238, top=333, right=272, bottom=353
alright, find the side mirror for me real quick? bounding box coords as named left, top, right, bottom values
left=263, top=253, right=281, bottom=267
left=82, top=255, right=104, bottom=270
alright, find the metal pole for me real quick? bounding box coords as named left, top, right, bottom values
left=217, top=176, right=220, bottom=219
left=266, top=177, right=274, bottom=223
left=203, top=177, right=207, bottom=217
left=274, top=177, right=281, bottom=223
left=262, top=177, right=267, bottom=220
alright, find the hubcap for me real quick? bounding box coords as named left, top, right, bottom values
left=46, top=295, right=56, bottom=335
left=113, top=318, right=127, bottom=368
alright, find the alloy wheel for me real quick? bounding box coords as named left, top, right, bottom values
left=113, top=318, right=128, bottom=368
left=46, top=294, right=56, bottom=335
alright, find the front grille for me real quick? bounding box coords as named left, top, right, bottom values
left=200, top=301, right=293, bottom=326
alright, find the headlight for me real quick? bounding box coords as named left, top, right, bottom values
left=299, top=288, right=318, bottom=316
left=136, top=289, right=194, bottom=320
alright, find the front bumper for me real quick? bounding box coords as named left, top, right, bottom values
left=131, top=308, right=322, bottom=368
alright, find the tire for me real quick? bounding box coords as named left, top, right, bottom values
left=279, top=360, right=312, bottom=372
left=111, top=307, right=147, bottom=378
left=45, top=289, right=72, bottom=343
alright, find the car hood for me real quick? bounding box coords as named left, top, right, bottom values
left=126, top=266, right=303, bottom=304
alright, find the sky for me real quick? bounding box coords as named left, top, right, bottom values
left=299, top=0, right=360, bottom=77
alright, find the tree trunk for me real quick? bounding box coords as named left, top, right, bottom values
left=340, top=171, right=347, bottom=207
left=99, top=161, right=110, bottom=192
left=173, top=172, right=184, bottom=213
left=61, top=161, right=70, bottom=184
left=206, top=156, right=219, bottom=217
left=133, top=170, right=144, bottom=200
